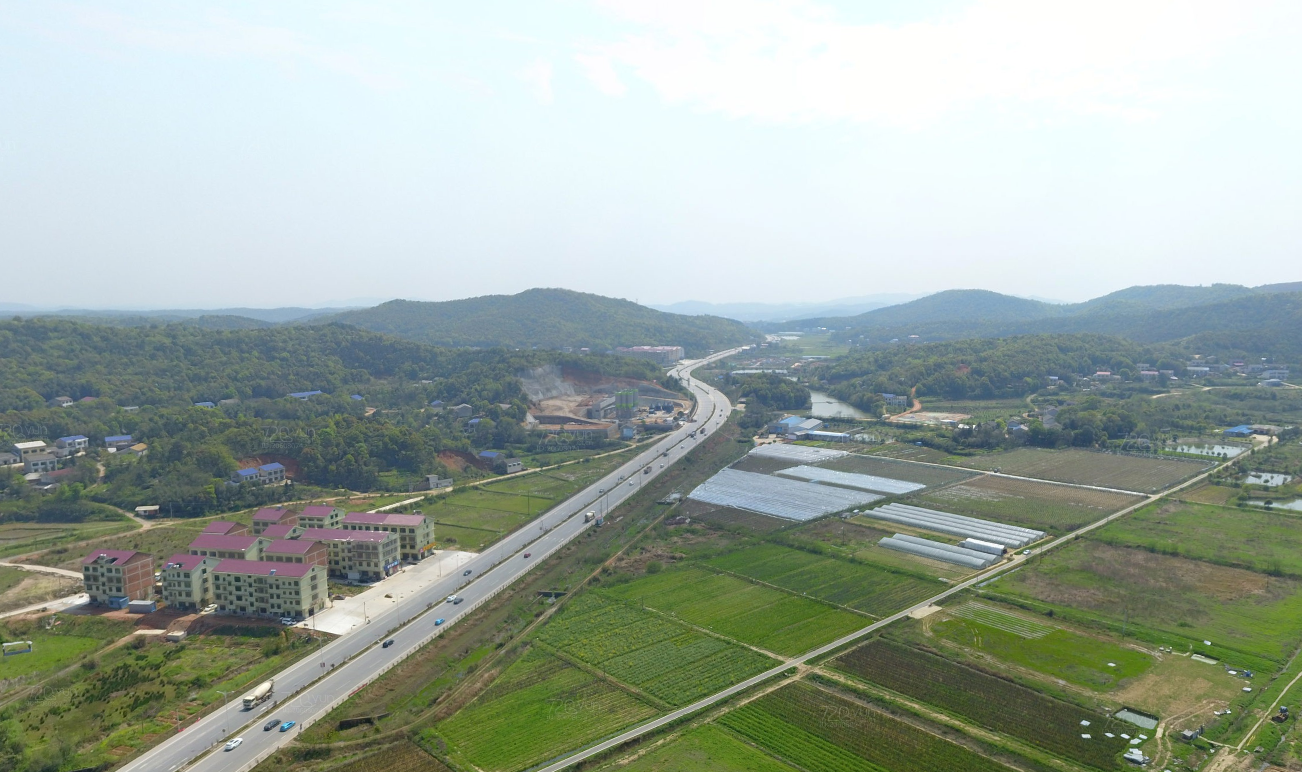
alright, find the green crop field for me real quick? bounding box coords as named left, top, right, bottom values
left=867, top=444, right=954, bottom=464
left=720, top=681, right=1021, bottom=772
left=432, top=649, right=657, bottom=772
left=953, top=448, right=1209, bottom=493
left=835, top=640, right=1129, bottom=769
left=988, top=539, right=1302, bottom=666
left=706, top=543, right=942, bottom=618
left=327, top=741, right=451, bottom=772
left=615, top=725, right=796, bottom=772
left=823, top=453, right=977, bottom=487
left=538, top=594, right=777, bottom=706
left=1092, top=500, right=1302, bottom=578
left=602, top=567, right=866, bottom=656
left=916, top=475, right=1143, bottom=533
left=928, top=603, right=1154, bottom=690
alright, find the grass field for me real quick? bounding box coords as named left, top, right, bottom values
left=922, top=399, right=1029, bottom=423
left=927, top=603, right=1154, bottom=690
left=30, top=520, right=208, bottom=571
left=0, top=519, right=137, bottom=559
left=835, top=639, right=1129, bottom=769
left=705, top=543, right=943, bottom=618
left=1178, top=483, right=1240, bottom=505
left=613, top=725, right=796, bottom=772
left=822, top=453, right=977, bottom=487
left=719, top=681, right=1023, bottom=772
left=785, top=520, right=971, bottom=579
left=324, top=741, right=451, bottom=772
left=990, top=539, right=1302, bottom=665
left=538, top=594, right=778, bottom=706
left=867, top=444, right=954, bottom=464
left=688, top=505, right=791, bottom=534
left=602, top=566, right=867, bottom=656
left=0, top=566, right=83, bottom=615
left=953, top=448, right=1209, bottom=493
left=1093, top=500, right=1302, bottom=579
left=432, top=648, right=657, bottom=772
left=916, top=475, right=1144, bottom=533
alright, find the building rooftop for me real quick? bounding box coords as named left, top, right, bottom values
left=252, top=507, right=295, bottom=522
left=258, top=462, right=285, bottom=472
left=234, top=468, right=259, bottom=478
left=261, top=524, right=298, bottom=539
left=13, top=440, right=47, bottom=450
left=299, top=528, right=393, bottom=543
left=83, top=549, right=146, bottom=566
left=57, top=435, right=88, bottom=443
left=188, top=534, right=263, bottom=551
left=343, top=512, right=426, bottom=527
left=264, top=539, right=317, bottom=555
left=299, top=505, right=340, bottom=519
left=212, top=559, right=315, bottom=578
left=201, top=521, right=245, bottom=535
left=288, top=390, right=324, bottom=399
left=105, top=435, right=132, bottom=443
left=161, top=553, right=211, bottom=571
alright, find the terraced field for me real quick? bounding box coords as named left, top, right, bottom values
left=602, top=567, right=867, bottom=656
left=431, top=649, right=656, bottom=772
left=719, top=681, right=1022, bottom=772
left=706, top=543, right=942, bottom=617
left=953, top=448, right=1209, bottom=493
left=538, top=594, right=778, bottom=705
left=835, top=640, right=1129, bottom=769
left=916, top=475, right=1143, bottom=532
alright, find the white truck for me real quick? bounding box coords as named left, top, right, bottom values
left=584, top=511, right=595, bottom=523
left=242, top=679, right=274, bottom=710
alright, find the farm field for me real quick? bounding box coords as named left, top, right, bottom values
left=705, top=543, right=943, bottom=618
left=953, top=448, right=1209, bottom=493
left=322, top=741, right=451, bottom=772
left=0, top=519, right=137, bottom=559
left=719, top=680, right=1024, bottom=772
left=786, top=519, right=971, bottom=579
left=835, top=639, right=1130, bottom=769
left=431, top=649, right=657, bottom=772
left=729, top=454, right=803, bottom=475
left=29, top=519, right=208, bottom=571
left=687, top=505, right=791, bottom=534
left=921, top=399, right=1029, bottom=423
left=866, top=444, right=954, bottom=464
left=823, top=453, right=977, bottom=487
left=916, top=475, right=1143, bottom=533
left=602, top=566, right=868, bottom=656
left=1092, top=500, right=1302, bottom=578
left=922, top=602, right=1154, bottom=691
left=1177, top=483, right=1240, bottom=506
left=611, top=725, right=797, bottom=772
left=537, top=594, right=778, bottom=706
left=989, top=540, right=1302, bottom=665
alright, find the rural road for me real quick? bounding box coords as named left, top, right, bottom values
left=116, top=348, right=744, bottom=772
left=0, top=560, right=83, bottom=579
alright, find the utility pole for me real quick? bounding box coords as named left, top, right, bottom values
left=216, top=690, right=233, bottom=733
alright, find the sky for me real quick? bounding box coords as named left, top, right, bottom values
left=2, top=1, right=1301, bottom=309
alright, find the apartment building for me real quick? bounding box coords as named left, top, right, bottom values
left=160, top=553, right=219, bottom=610
left=82, top=549, right=153, bottom=606
left=210, top=560, right=326, bottom=621
left=341, top=512, right=434, bottom=561
left=262, top=539, right=328, bottom=569
left=298, top=505, right=345, bottom=530
left=250, top=506, right=298, bottom=535
left=188, top=534, right=268, bottom=561
left=298, top=528, right=401, bottom=582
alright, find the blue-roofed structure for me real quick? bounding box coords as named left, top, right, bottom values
left=194, top=401, right=216, bottom=408
left=234, top=468, right=259, bottom=479
left=350, top=394, right=364, bottom=401
left=288, top=390, right=324, bottom=400
left=105, top=435, right=133, bottom=448
left=478, top=450, right=502, bottom=460
left=1224, top=424, right=1253, bottom=438
left=467, top=417, right=482, bottom=427
left=259, top=462, right=285, bottom=472
left=430, top=400, right=445, bottom=408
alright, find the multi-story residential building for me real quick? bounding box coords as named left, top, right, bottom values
left=201, top=521, right=249, bottom=536
left=188, top=534, right=268, bottom=561
left=299, top=528, right=401, bottom=582
left=210, top=560, right=326, bottom=620
left=341, top=512, right=433, bottom=562
left=82, top=549, right=154, bottom=606
left=12, top=440, right=48, bottom=461
left=24, top=454, right=58, bottom=474
left=262, top=539, right=328, bottom=569
left=250, top=507, right=298, bottom=535
left=160, top=553, right=219, bottom=610
left=298, top=505, right=345, bottom=530
left=54, top=435, right=89, bottom=456
left=104, top=434, right=134, bottom=449
left=261, top=523, right=304, bottom=539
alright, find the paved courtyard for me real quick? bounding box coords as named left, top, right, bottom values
left=301, top=549, right=478, bottom=635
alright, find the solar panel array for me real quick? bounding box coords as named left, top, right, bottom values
left=859, top=502, right=1044, bottom=548
left=748, top=444, right=849, bottom=464
left=688, top=468, right=881, bottom=521
left=776, top=465, right=925, bottom=495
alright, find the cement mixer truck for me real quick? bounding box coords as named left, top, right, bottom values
left=242, top=679, right=274, bottom=709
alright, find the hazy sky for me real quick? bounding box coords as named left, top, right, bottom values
left=3, top=1, right=1300, bottom=309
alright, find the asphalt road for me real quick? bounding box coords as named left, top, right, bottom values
left=119, top=349, right=742, bottom=772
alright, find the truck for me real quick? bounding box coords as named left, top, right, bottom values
left=242, top=679, right=274, bottom=710
left=584, top=511, right=595, bottom=523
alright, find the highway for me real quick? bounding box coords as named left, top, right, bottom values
left=119, top=349, right=742, bottom=772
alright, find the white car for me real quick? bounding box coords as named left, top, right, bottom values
left=446, top=595, right=459, bottom=603
left=224, top=738, right=243, bottom=751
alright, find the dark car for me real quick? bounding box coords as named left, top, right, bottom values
left=382, top=639, right=395, bottom=648
left=453, top=597, right=463, bottom=605
left=523, top=552, right=532, bottom=558
left=263, top=718, right=280, bottom=731
left=462, top=569, right=472, bottom=576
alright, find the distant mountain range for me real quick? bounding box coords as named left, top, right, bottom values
left=0, top=305, right=351, bottom=324
left=650, top=294, right=923, bottom=323
left=778, top=282, right=1302, bottom=358
left=318, top=288, right=757, bottom=355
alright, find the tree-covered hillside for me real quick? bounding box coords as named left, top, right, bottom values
left=321, top=288, right=758, bottom=355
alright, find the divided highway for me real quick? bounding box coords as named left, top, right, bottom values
left=120, top=350, right=741, bottom=772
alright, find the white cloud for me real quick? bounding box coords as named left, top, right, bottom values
left=520, top=58, right=554, bottom=103
left=588, top=0, right=1280, bottom=126
left=575, top=53, right=627, bottom=96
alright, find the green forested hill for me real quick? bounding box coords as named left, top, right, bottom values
left=320, top=288, right=758, bottom=355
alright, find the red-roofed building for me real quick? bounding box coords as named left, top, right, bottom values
left=201, top=521, right=249, bottom=536
left=261, top=523, right=303, bottom=540
left=160, top=553, right=220, bottom=610
left=211, top=559, right=325, bottom=620
left=250, top=507, right=298, bottom=536
left=82, top=549, right=153, bottom=606
left=298, top=505, right=344, bottom=530
left=188, top=534, right=268, bottom=561
left=299, top=528, right=401, bottom=581
left=342, top=512, right=433, bottom=561
left=263, top=539, right=327, bottom=569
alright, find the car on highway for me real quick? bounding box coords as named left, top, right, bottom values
left=463, top=569, right=472, bottom=576
left=453, top=597, right=463, bottom=605
left=382, top=639, right=395, bottom=648
left=445, top=594, right=459, bottom=603
left=523, top=552, right=532, bottom=558
left=279, top=721, right=296, bottom=732
left=434, top=618, right=445, bottom=625
left=263, top=718, right=280, bottom=731
left=224, top=738, right=243, bottom=751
